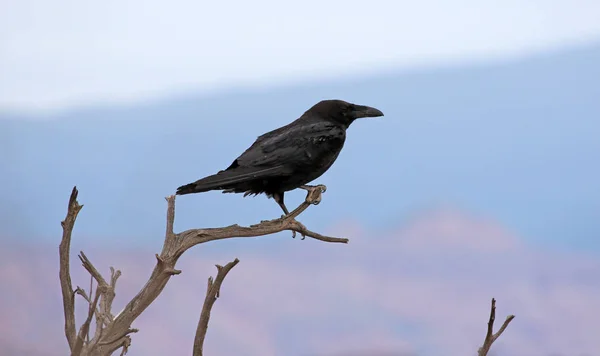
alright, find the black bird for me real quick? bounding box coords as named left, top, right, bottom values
left=176, top=99, right=384, bottom=215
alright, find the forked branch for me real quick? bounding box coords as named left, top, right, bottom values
left=59, top=184, right=347, bottom=355
left=477, top=298, right=515, bottom=356
left=193, top=258, right=240, bottom=356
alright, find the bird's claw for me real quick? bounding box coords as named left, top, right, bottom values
left=290, top=220, right=307, bottom=240
left=291, top=230, right=306, bottom=240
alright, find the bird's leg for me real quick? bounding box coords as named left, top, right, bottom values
left=274, top=192, right=306, bottom=239
left=272, top=192, right=290, bottom=216
left=275, top=187, right=327, bottom=240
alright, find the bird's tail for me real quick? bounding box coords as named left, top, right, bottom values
left=176, top=165, right=286, bottom=195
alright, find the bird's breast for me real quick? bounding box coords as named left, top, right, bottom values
left=297, top=135, right=345, bottom=177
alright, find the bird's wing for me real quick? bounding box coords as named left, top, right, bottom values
left=230, top=120, right=345, bottom=169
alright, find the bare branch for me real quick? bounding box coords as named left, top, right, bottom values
left=99, top=266, right=122, bottom=332
left=104, top=267, right=121, bottom=316
left=78, top=251, right=108, bottom=287
left=87, top=275, right=93, bottom=343
left=193, top=258, right=240, bottom=356
left=59, top=183, right=347, bottom=354
left=103, top=184, right=346, bottom=347
left=74, top=287, right=91, bottom=304
left=478, top=298, right=516, bottom=356
left=75, top=285, right=110, bottom=339
left=110, top=267, right=122, bottom=288
left=98, top=328, right=139, bottom=346
left=178, top=185, right=348, bottom=250
left=165, top=195, right=175, bottom=239
left=59, top=186, right=83, bottom=351
left=78, top=251, right=120, bottom=330
left=97, top=329, right=137, bottom=356
left=118, top=336, right=132, bottom=356
left=72, top=287, right=101, bottom=355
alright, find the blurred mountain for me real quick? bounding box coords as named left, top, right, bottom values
left=1, top=42, right=599, bottom=250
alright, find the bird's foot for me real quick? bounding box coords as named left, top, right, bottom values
left=299, top=184, right=327, bottom=193
left=290, top=220, right=307, bottom=240
left=299, top=184, right=327, bottom=206
left=281, top=185, right=327, bottom=239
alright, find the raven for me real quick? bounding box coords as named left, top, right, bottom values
left=176, top=99, right=384, bottom=215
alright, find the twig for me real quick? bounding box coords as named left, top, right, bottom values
left=477, top=298, right=515, bottom=356
left=99, top=330, right=137, bottom=356
left=165, top=195, right=175, bottom=239
left=78, top=252, right=120, bottom=327
left=98, top=266, right=122, bottom=338
left=78, top=251, right=108, bottom=287
left=119, top=336, right=132, bottom=356
left=74, top=286, right=109, bottom=332
left=72, top=288, right=101, bottom=355
left=98, top=328, right=139, bottom=346
left=177, top=184, right=348, bottom=251
left=86, top=276, right=93, bottom=344
left=104, top=266, right=121, bottom=318
left=59, top=186, right=83, bottom=351
left=74, top=287, right=91, bottom=304
left=193, top=259, right=240, bottom=356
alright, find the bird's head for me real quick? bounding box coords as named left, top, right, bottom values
left=308, top=99, right=384, bottom=127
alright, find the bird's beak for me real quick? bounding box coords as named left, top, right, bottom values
left=352, top=104, right=384, bottom=119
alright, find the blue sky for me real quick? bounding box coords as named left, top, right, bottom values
left=2, top=44, right=599, bottom=254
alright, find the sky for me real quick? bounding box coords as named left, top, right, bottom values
left=2, top=43, right=599, bottom=251
left=2, top=0, right=600, bottom=112
left=2, top=1, right=600, bottom=355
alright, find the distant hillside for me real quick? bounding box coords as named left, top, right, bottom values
left=1, top=43, right=599, bottom=250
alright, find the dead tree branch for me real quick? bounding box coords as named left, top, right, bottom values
left=72, top=288, right=101, bottom=355
left=477, top=298, right=516, bottom=356
left=193, top=258, right=240, bottom=356
left=59, top=184, right=346, bottom=355
left=59, top=186, right=83, bottom=350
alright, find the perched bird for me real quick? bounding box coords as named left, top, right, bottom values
left=176, top=99, right=384, bottom=215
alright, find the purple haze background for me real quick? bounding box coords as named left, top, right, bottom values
left=1, top=209, right=599, bottom=355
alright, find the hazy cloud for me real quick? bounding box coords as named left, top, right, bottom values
left=2, top=0, right=600, bottom=111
